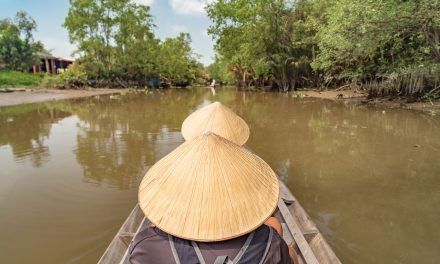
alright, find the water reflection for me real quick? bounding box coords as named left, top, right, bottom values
left=210, top=90, right=440, bottom=264
left=72, top=90, right=208, bottom=189
left=0, top=88, right=210, bottom=264
left=0, top=89, right=209, bottom=189
left=0, top=105, right=72, bottom=167
left=0, top=88, right=439, bottom=264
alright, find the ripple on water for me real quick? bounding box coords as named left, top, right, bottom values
left=0, top=88, right=439, bottom=263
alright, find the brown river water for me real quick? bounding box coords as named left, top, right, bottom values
left=0, top=87, right=439, bottom=264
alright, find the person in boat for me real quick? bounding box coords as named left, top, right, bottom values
left=129, top=132, right=299, bottom=264
left=181, top=101, right=250, bottom=146
left=209, top=79, right=217, bottom=96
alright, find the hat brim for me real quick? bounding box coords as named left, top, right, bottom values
left=138, top=133, right=279, bottom=241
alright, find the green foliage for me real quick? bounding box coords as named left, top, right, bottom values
left=207, top=0, right=440, bottom=97
left=207, top=0, right=318, bottom=90
left=156, top=33, right=200, bottom=84
left=0, top=71, right=43, bottom=87
left=206, top=56, right=235, bottom=84
left=64, top=0, right=203, bottom=86
left=207, top=0, right=267, bottom=87
left=39, top=74, right=62, bottom=88
left=41, top=64, right=88, bottom=88
left=313, top=0, right=440, bottom=76
left=0, top=11, right=44, bottom=71
left=64, top=0, right=155, bottom=79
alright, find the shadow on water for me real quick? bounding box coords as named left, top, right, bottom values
left=0, top=87, right=439, bottom=264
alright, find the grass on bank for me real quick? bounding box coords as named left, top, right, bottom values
left=0, top=70, right=84, bottom=89
left=0, top=71, right=45, bottom=88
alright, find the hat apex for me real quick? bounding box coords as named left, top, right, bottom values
left=181, top=102, right=250, bottom=145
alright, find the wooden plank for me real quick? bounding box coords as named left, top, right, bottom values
left=303, top=229, right=319, bottom=242
left=121, top=256, right=131, bottom=264
left=280, top=181, right=295, bottom=204
left=119, top=232, right=135, bottom=247
left=98, top=205, right=144, bottom=264
left=278, top=199, right=320, bottom=264
left=283, top=188, right=341, bottom=264
left=118, top=217, right=148, bottom=264
left=281, top=222, right=294, bottom=245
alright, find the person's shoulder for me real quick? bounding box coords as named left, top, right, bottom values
left=268, top=229, right=292, bottom=264
left=254, top=224, right=283, bottom=242
left=253, top=225, right=292, bottom=264
left=130, top=227, right=166, bottom=252
left=134, top=226, right=160, bottom=240
left=129, top=227, right=175, bottom=264
left=267, top=225, right=288, bottom=251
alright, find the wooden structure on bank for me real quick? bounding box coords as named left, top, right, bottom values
left=98, top=179, right=341, bottom=264
left=31, top=52, right=75, bottom=74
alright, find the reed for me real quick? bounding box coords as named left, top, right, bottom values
left=364, top=66, right=440, bottom=99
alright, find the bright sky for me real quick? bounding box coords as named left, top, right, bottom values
left=0, top=0, right=215, bottom=65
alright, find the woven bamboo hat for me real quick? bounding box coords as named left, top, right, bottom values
left=181, top=102, right=250, bottom=145
left=138, top=132, right=279, bottom=242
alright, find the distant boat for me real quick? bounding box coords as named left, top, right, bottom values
left=98, top=178, right=341, bottom=264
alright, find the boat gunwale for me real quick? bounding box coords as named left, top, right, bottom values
left=98, top=180, right=341, bottom=264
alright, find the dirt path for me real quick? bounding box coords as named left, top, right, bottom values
left=295, top=89, right=366, bottom=99
left=0, top=88, right=124, bottom=107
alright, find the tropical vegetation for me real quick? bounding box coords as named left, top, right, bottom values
left=63, top=0, right=204, bottom=87
left=206, top=0, right=440, bottom=98
left=0, top=11, right=44, bottom=71
left=1, top=0, right=440, bottom=99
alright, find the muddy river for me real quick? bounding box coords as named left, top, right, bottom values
left=0, top=87, right=439, bottom=263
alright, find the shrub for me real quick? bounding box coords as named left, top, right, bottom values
left=40, top=64, right=88, bottom=89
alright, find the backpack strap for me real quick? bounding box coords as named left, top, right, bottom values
left=168, top=227, right=271, bottom=264
left=258, top=227, right=273, bottom=264
left=235, top=226, right=274, bottom=264
left=168, top=234, right=200, bottom=264
left=231, top=231, right=255, bottom=263
left=168, top=235, right=181, bottom=264
left=214, top=255, right=234, bottom=264
left=191, top=241, right=207, bottom=264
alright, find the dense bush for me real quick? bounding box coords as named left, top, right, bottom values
left=0, top=12, right=44, bottom=71
left=64, top=0, right=204, bottom=87
left=206, top=0, right=440, bottom=98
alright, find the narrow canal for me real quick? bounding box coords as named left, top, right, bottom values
left=0, top=87, right=439, bottom=263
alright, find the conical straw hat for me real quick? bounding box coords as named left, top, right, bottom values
left=139, top=132, right=279, bottom=242
left=181, top=102, right=250, bottom=145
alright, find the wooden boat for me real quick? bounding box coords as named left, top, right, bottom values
left=98, top=180, right=341, bottom=264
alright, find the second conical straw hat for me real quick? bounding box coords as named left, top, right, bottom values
left=139, top=132, right=279, bottom=242
left=181, top=102, right=250, bottom=145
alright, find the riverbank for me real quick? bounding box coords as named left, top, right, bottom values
left=0, top=88, right=124, bottom=107
left=2, top=87, right=439, bottom=113
left=294, top=89, right=440, bottom=113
